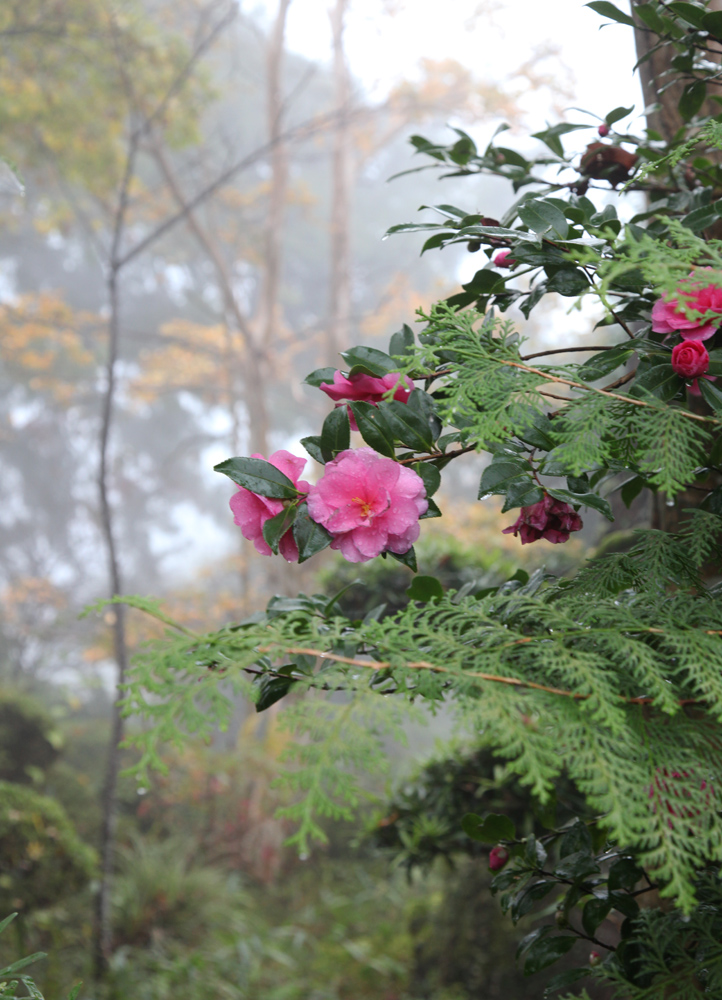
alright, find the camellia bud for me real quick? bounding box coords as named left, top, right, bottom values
left=598, top=123, right=610, bottom=137
left=671, top=340, right=709, bottom=379
left=493, top=248, right=516, bottom=269
left=488, top=845, right=509, bottom=871
left=589, top=950, right=602, bottom=967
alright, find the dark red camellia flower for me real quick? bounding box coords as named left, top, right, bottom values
left=502, top=494, right=583, bottom=545
left=580, top=142, right=638, bottom=187
left=488, top=845, right=509, bottom=871
left=671, top=340, right=710, bottom=379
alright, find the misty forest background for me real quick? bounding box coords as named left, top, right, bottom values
left=0, top=2, right=636, bottom=997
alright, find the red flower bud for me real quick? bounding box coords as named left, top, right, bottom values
left=671, top=340, right=709, bottom=379
left=597, top=123, right=610, bottom=137
left=493, top=248, right=516, bottom=269
left=488, top=845, right=509, bottom=871
left=589, top=950, right=602, bottom=967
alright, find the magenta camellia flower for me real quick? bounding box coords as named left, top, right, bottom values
left=502, top=494, right=583, bottom=545
left=306, top=447, right=427, bottom=563
left=319, top=371, right=414, bottom=430
left=651, top=274, right=722, bottom=341
left=488, top=845, right=509, bottom=871
left=229, top=450, right=310, bottom=562
left=493, top=248, right=516, bottom=269
left=671, top=339, right=709, bottom=378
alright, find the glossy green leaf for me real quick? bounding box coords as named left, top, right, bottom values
left=255, top=673, right=296, bottom=713
left=621, top=475, right=646, bottom=508
left=605, top=104, right=635, bottom=126
left=546, top=268, right=589, bottom=296
left=608, top=857, right=645, bottom=892
left=559, top=819, right=593, bottom=858
left=406, top=575, right=444, bottom=601
left=292, top=502, right=333, bottom=563
left=515, top=408, right=556, bottom=450
left=543, top=967, right=589, bottom=998
left=350, top=401, right=397, bottom=457
left=303, top=366, right=337, bottom=388
left=478, top=458, right=532, bottom=498
left=586, top=1, right=636, bottom=27
left=320, top=405, right=351, bottom=463
left=577, top=344, right=633, bottom=382
left=553, top=850, right=601, bottom=882
left=634, top=3, right=666, bottom=32
left=668, top=2, right=707, bottom=29
left=340, top=345, right=397, bottom=375
left=389, top=323, right=415, bottom=360
left=413, top=461, right=441, bottom=497
left=698, top=376, right=722, bottom=413
left=300, top=435, right=325, bottom=464
left=519, top=200, right=569, bottom=239
left=378, top=398, right=434, bottom=451
left=262, top=506, right=297, bottom=555
left=462, top=812, right=516, bottom=842
left=419, top=497, right=442, bottom=519
left=582, top=895, right=613, bottom=936
left=511, top=880, right=557, bottom=921
left=678, top=80, right=707, bottom=121
left=631, top=363, right=681, bottom=401
left=388, top=545, right=417, bottom=572
left=214, top=457, right=300, bottom=499
left=546, top=488, right=614, bottom=521
left=702, top=9, right=722, bottom=37
left=523, top=934, right=577, bottom=976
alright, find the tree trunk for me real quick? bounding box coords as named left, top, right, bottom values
left=327, top=0, right=352, bottom=364
left=261, top=0, right=292, bottom=357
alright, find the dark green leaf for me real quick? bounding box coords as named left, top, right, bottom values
left=255, top=674, right=296, bottom=713
left=413, top=462, right=441, bottom=497
left=478, top=458, right=532, bottom=498
left=634, top=3, right=666, bottom=32
left=609, top=891, right=640, bottom=918
left=214, top=457, right=300, bottom=499
left=678, top=80, right=707, bottom=121
left=292, top=502, right=333, bottom=563
left=462, top=268, right=507, bottom=294
left=303, top=366, right=337, bottom=388
left=502, top=478, right=545, bottom=512
left=350, top=401, right=397, bottom=457
left=582, top=896, right=612, bottom=936
left=705, top=348, right=722, bottom=375
left=608, top=857, right=645, bottom=892
left=419, top=497, right=442, bottom=519
left=519, top=201, right=569, bottom=239
left=621, top=475, right=646, bottom=508
left=341, top=345, right=397, bottom=376
left=546, top=488, right=614, bottom=521
left=406, top=575, right=444, bottom=601
left=553, top=851, right=600, bottom=881
left=531, top=123, right=589, bottom=157
left=668, top=2, right=707, bottom=29
left=378, top=399, right=434, bottom=451
left=577, top=344, right=633, bottom=382
left=559, top=819, right=593, bottom=858
left=546, top=268, right=589, bottom=296
left=321, top=406, right=351, bottom=462
left=631, top=363, right=681, bottom=401
left=388, top=546, right=417, bottom=572
left=585, top=1, right=636, bottom=27
left=462, top=812, right=516, bottom=842
left=389, top=324, right=415, bottom=360
left=543, top=967, right=590, bottom=997
left=698, top=377, right=722, bottom=413
left=262, top=506, right=297, bottom=555
left=682, top=204, right=722, bottom=232
left=511, top=881, right=557, bottom=921
left=703, top=484, right=722, bottom=515
left=300, top=435, right=325, bottom=464
left=702, top=9, right=722, bottom=37
left=0, top=953, right=46, bottom=976
left=523, top=934, right=577, bottom=976
left=516, top=408, right=556, bottom=450
left=407, top=389, right=442, bottom=442
left=606, top=105, right=635, bottom=126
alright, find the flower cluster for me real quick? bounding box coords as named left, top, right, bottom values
left=229, top=447, right=427, bottom=564
left=502, top=495, right=583, bottom=545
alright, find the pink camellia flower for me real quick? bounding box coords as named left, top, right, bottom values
left=319, top=371, right=414, bottom=431
left=493, top=248, right=516, bottom=268
left=502, top=494, right=583, bottom=545
left=671, top=339, right=709, bottom=379
left=306, top=447, right=427, bottom=563
left=651, top=273, right=722, bottom=341
left=229, top=450, right=310, bottom=562
left=488, top=845, right=509, bottom=871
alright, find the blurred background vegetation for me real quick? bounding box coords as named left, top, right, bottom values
left=0, top=0, right=635, bottom=995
